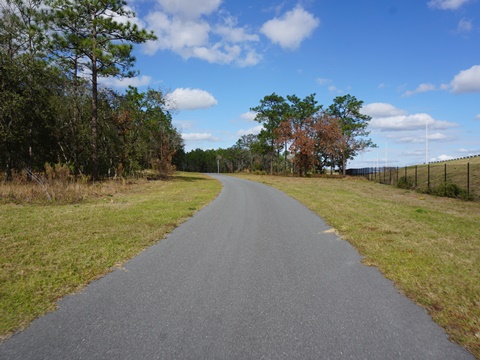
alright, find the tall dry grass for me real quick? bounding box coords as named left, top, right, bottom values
left=0, top=164, right=145, bottom=205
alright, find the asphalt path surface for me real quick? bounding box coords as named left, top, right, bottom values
left=0, top=174, right=474, bottom=359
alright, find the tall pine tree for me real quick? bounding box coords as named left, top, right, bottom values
left=46, top=0, right=156, bottom=179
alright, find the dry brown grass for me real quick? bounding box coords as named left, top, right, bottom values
left=0, top=165, right=150, bottom=204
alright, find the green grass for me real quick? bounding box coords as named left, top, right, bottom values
left=234, top=173, right=480, bottom=358
left=375, top=156, right=480, bottom=200
left=0, top=172, right=221, bottom=339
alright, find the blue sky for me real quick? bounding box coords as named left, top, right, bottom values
left=105, top=0, right=480, bottom=168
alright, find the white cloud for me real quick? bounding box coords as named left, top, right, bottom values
left=362, top=103, right=407, bottom=117
left=370, top=113, right=436, bottom=131
left=105, top=5, right=145, bottom=28
left=431, top=154, right=455, bottom=161
left=476, top=114, right=480, bottom=120
left=402, top=83, right=436, bottom=97
left=396, top=136, right=427, bottom=144
left=450, top=64, right=480, bottom=93
left=260, top=6, right=319, bottom=50
left=363, top=103, right=458, bottom=132
left=214, top=16, right=259, bottom=43
left=99, top=75, right=152, bottom=89
left=457, top=18, right=473, bottom=33
left=427, top=0, right=470, bottom=10
left=396, top=132, right=449, bottom=144
left=237, top=125, right=263, bottom=136
left=172, top=120, right=194, bottom=130
left=165, top=88, right=218, bottom=110
left=240, top=111, right=257, bottom=121
left=143, top=12, right=210, bottom=54
left=182, top=133, right=220, bottom=141
left=428, top=132, right=449, bottom=141
left=236, top=50, right=263, bottom=67
left=143, top=9, right=261, bottom=66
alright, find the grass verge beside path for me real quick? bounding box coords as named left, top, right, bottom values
left=0, top=172, right=221, bottom=340
left=234, top=174, right=480, bottom=358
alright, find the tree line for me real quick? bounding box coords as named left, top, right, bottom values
left=182, top=93, right=375, bottom=176
left=1, top=0, right=182, bottom=181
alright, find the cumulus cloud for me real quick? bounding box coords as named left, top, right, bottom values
left=450, top=64, right=480, bottom=93
left=214, top=16, right=259, bottom=43
left=370, top=113, right=436, bottom=131
left=172, top=120, right=194, bottom=130
left=142, top=3, right=261, bottom=66
left=240, top=111, right=257, bottom=121
left=427, top=0, right=470, bottom=10
left=260, top=6, right=319, bottom=50
left=105, top=4, right=145, bottom=28
left=237, top=125, right=263, bottom=136
left=402, top=83, right=436, bottom=97
left=165, top=88, right=218, bottom=111
left=431, top=154, right=455, bottom=161
left=362, top=103, right=458, bottom=132
left=182, top=133, right=220, bottom=141
left=362, top=103, right=407, bottom=117
left=143, top=12, right=210, bottom=54
left=99, top=75, right=152, bottom=89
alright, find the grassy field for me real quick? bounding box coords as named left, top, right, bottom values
left=0, top=172, right=221, bottom=339
left=234, top=173, right=480, bottom=358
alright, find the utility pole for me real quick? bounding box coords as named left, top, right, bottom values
left=216, top=155, right=222, bottom=173
left=426, top=119, right=429, bottom=164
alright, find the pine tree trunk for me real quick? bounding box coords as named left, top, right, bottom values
left=91, top=53, right=98, bottom=181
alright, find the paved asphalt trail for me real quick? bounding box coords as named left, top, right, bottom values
left=1, top=175, right=474, bottom=359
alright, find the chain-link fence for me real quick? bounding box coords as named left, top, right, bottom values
left=347, top=161, right=479, bottom=201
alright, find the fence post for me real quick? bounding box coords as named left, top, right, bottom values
left=428, top=164, right=430, bottom=192
left=467, top=162, right=470, bottom=197
left=415, top=165, right=417, bottom=187
left=444, top=163, right=447, bottom=196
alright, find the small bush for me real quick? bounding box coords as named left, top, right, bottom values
left=397, top=176, right=415, bottom=189
left=431, top=182, right=469, bottom=200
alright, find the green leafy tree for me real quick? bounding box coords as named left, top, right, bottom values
left=46, top=0, right=157, bottom=179
left=251, top=93, right=289, bottom=174
left=0, top=0, right=62, bottom=178
left=327, top=94, right=376, bottom=176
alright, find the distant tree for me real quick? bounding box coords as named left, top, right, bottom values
left=251, top=93, right=289, bottom=174
left=327, top=95, right=376, bottom=176
left=284, top=94, right=321, bottom=175
left=313, top=112, right=343, bottom=173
